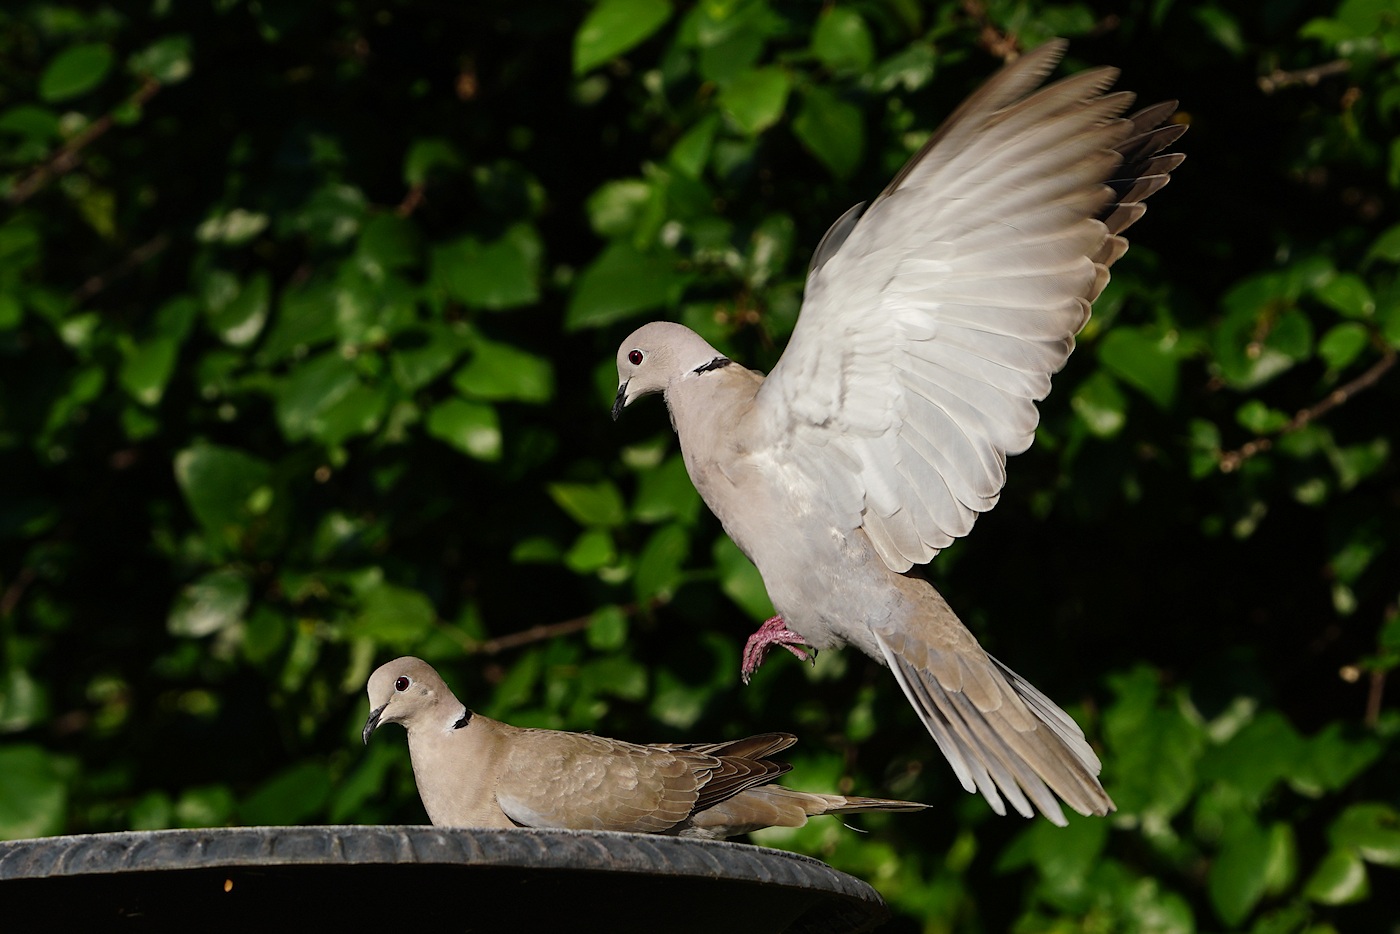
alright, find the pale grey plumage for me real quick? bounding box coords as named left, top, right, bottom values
left=611, top=41, right=1184, bottom=824
left=362, top=656, right=927, bottom=838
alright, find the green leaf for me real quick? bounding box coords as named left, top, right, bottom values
left=390, top=325, right=468, bottom=392
left=586, top=605, right=628, bottom=651
left=583, top=655, right=648, bottom=701
left=274, top=352, right=362, bottom=442
left=0, top=104, right=60, bottom=142
left=39, top=43, right=115, bottom=102
left=238, top=762, right=332, bottom=825
left=1329, top=803, right=1400, bottom=867
left=792, top=86, right=864, bottom=179
left=1235, top=399, right=1290, bottom=434
left=811, top=7, right=875, bottom=72
left=1098, top=328, right=1178, bottom=408
left=430, top=223, right=542, bottom=311
left=357, top=214, right=421, bottom=277
left=565, top=527, right=617, bottom=573
left=871, top=42, right=936, bottom=93
left=403, top=138, right=463, bottom=186
left=293, top=183, right=367, bottom=246
left=130, top=35, right=193, bottom=83
left=346, top=583, right=437, bottom=648
left=215, top=204, right=270, bottom=249
left=259, top=278, right=339, bottom=362
left=1366, top=222, right=1400, bottom=264
left=548, top=481, right=627, bottom=527
left=0, top=667, right=49, bottom=733
left=574, top=0, right=673, bottom=75
left=565, top=242, right=688, bottom=330
left=173, top=443, right=273, bottom=545
left=452, top=339, right=555, bottom=403
left=1193, top=5, right=1245, bottom=55
left=1315, top=273, right=1376, bottom=318
left=669, top=115, right=719, bottom=178
left=1305, top=847, right=1369, bottom=904
left=1209, top=814, right=1273, bottom=926
left=168, top=569, right=251, bottom=638
left=586, top=179, right=653, bottom=238
left=1317, top=322, right=1369, bottom=370
left=0, top=745, right=68, bottom=840
left=119, top=336, right=180, bottom=406
left=312, top=383, right=390, bottom=446
left=720, top=66, right=791, bottom=135
left=1198, top=710, right=1304, bottom=804
left=206, top=270, right=270, bottom=346
left=1071, top=371, right=1128, bottom=437
left=425, top=398, right=502, bottom=461
left=633, top=522, right=689, bottom=601
left=632, top=454, right=702, bottom=524
left=714, top=535, right=772, bottom=620
left=1328, top=437, right=1389, bottom=490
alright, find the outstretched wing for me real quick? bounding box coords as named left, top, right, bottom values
left=754, top=40, right=1184, bottom=572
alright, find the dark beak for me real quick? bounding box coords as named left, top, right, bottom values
left=362, top=704, right=387, bottom=745
left=611, top=381, right=628, bottom=422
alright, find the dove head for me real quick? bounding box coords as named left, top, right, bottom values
left=363, top=656, right=467, bottom=745
left=613, top=321, right=728, bottom=420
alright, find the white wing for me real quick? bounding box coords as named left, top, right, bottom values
left=754, top=40, right=1184, bottom=572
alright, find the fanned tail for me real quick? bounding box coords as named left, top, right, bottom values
left=875, top=631, right=1113, bottom=826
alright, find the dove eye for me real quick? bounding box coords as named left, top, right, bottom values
left=628, top=350, right=644, bottom=365
left=394, top=677, right=411, bottom=692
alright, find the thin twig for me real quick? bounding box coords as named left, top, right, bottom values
left=1219, top=347, right=1397, bottom=473
left=432, top=598, right=663, bottom=656
left=0, top=566, right=38, bottom=619
left=396, top=184, right=425, bottom=218
left=474, top=613, right=596, bottom=655
left=70, top=233, right=170, bottom=303
left=1258, top=59, right=1351, bottom=94
left=1365, top=668, right=1386, bottom=729
left=959, top=0, right=1020, bottom=61
left=7, top=77, right=162, bottom=206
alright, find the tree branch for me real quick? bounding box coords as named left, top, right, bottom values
left=432, top=598, right=663, bottom=656
left=1258, top=59, right=1351, bottom=95
left=1219, top=347, right=1397, bottom=473
left=7, top=77, right=162, bottom=206
left=70, top=233, right=170, bottom=303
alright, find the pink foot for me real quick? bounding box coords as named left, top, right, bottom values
left=741, top=615, right=816, bottom=684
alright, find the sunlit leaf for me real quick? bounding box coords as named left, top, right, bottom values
left=720, top=66, right=791, bottom=135
left=425, top=398, right=502, bottom=461
left=574, top=0, right=673, bottom=75
left=565, top=242, right=688, bottom=330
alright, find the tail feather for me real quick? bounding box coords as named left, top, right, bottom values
left=680, top=786, right=928, bottom=839
left=876, top=631, right=1113, bottom=826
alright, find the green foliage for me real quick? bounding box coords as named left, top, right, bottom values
left=1, top=2, right=1398, bottom=931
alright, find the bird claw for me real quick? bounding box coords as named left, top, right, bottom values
left=740, top=615, right=816, bottom=684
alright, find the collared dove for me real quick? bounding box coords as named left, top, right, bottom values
left=363, top=656, right=927, bottom=838
left=610, top=40, right=1185, bottom=825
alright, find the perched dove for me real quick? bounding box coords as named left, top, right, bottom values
left=610, top=40, right=1185, bottom=825
left=363, top=656, right=927, bottom=838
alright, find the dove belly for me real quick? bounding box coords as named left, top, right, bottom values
left=692, top=452, right=900, bottom=659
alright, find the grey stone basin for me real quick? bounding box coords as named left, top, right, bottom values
left=0, top=825, right=891, bottom=932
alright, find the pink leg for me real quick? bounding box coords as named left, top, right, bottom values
left=741, top=615, right=816, bottom=684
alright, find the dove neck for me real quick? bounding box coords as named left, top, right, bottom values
left=452, top=709, right=473, bottom=730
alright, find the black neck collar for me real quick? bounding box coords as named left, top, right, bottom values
left=693, top=356, right=731, bottom=374
left=452, top=710, right=473, bottom=730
